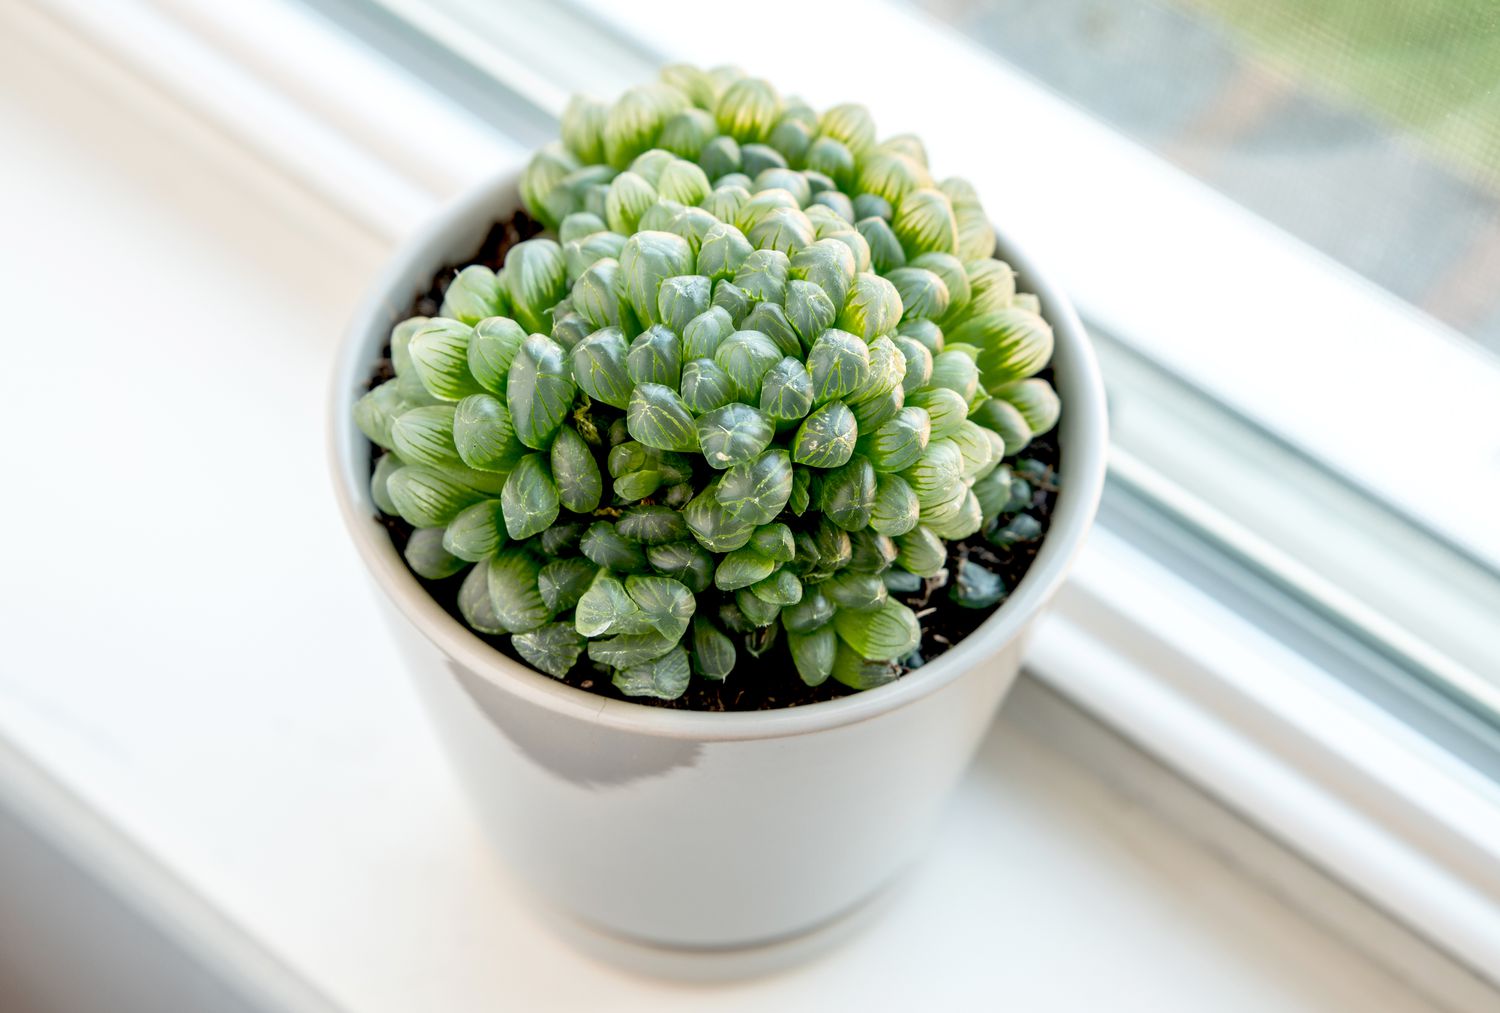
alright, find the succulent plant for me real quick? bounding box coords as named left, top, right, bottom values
left=355, top=65, right=1061, bottom=701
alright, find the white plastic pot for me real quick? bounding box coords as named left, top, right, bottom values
left=330, top=169, right=1107, bottom=974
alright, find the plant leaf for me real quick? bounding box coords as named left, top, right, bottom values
left=442, top=499, right=507, bottom=562
left=486, top=549, right=548, bottom=633
left=538, top=557, right=596, bottom=613
left=716, top=449, right=794, bottom=525
left=626, top=382, right=699, bottom=452
left=404, top=527, right=467, bottom=579
left=612, top=646, right=691, bottom=700
left=625, top=574, right=696, bottom=640
left=787, top=626, right=837, bottom=686
left=513, top=622, right=586, bottom=678
left=507, top=335, right=576, bottom=450
left=549, top=427, right=602, bottom=513
left=791, top=400, right=857, bottom=468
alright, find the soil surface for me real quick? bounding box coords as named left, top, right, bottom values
left=367, top=211, right=1062, bottom=711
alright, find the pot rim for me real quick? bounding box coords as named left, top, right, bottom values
left=329, top=167, right=1107, bottom=743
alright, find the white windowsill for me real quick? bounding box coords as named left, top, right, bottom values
left=4, top=0, right=1498, bottom=1009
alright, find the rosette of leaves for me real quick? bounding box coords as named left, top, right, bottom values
left=354, top=64, right=1062, bottom=701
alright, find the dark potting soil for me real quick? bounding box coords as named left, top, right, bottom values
left=367, top=211, right=1062, bottom=712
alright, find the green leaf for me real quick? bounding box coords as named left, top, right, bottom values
left=540, top=522, right=586, bottom=556
left=695, top=222, right=754, bottom=282
left=458, top=558, right=504, bottom=633
left=711, top=279, right=751, bottom=325
left=736, top=589, right=782, bottom=628
left=387, top=465, right=485, bottom=528
left=966, top=258, right=1018, bottom=316
left=487, top=549, right=548, bottom=633
left=699, top=134, right=742, bottom=179
left=501, top=453, right=560, bottom=540
left=788, top=626, right=837, bottom=686
left=949, top=558, right=1006, bottom=609
left=831, top=641, right=900, bottom=690
left=626, top=325, right=683, bottom=387
left=503, top=239, right=567, bottom=335
left=789, top=466, right=813, bottom=515
left=468, top=317, right=526, bottom=393
left=627, top=382, right=698, bottom=452
left=442, top=499, right=507, bottom=562
left=713, top=329, right=782, bottom=402
left=834, top=599, right=920, bottom=661
left=513, top=622, right=586, bottom=678
left=453, top=393, right=524, bottom=473
left=838, top=272, right=903, bottom=341
left=588, top=631, right=680, bottom=669
left=791, top=401, right=858, bottom=468
left=903, top=438, right=965, bottom=507
left=574, top=570, right=652, bottom=637
left=805, top=136, right=855, bottom=191
left=604, top=170, right=657, bottom=234
left=808, top=329, right=870, bottom=404
left=820, top=455, right=877, bottom=531
left=750, top=568, right=802, bottom=606
left=788, top=238, right=857, bottom=309
left=619, top=230, right=693, bottom=327
left=752, top=522, right=795, bottom=562
left=848, top=529, right=899, bottom=573
left=564, top=231, right=626, bottom=283
left=625, top=574, right=696, bottom=640
left=692, top=617, right=737, bottom=679
left=895, top=525, right=946, bottom=578
left=748, top=207, right=815, bottom=255
left=657, top=274, right=711, bottom=334
left=571, top=259, right=627, bottom=331
left=923, top=486, right=984, bottom=540
left=859, top=405, right=931, bottom=473
left=613, top=506, right=685, bottom=546
left=353, top=379, right=405, bottom=450
left=893, top=188, right=958, bottom=257
left=899, top=318, right=945, bottom=355
left=440, top=265, right=507, bottom=325
left=714, top=548, right=776, bottom=591
left=370, top=452, right=402, bottom=514
left=871, top=473, right=922, bottom=537
left=560, top=94, right=607, bottom=162
left=781, top=587, right=835, bottom=634
left=410, top=320, right=482, bottom=401
left=569, top=327, right=632, bottom=409
left=970, top=397, right=1030, bottom=455
left=714, top=76, right=779, bottom=142
left=972, top=464, right=1014, bottom=522
left=646, top=540, right=715, bottom=593
left=520, top=145, right=579, bottom=230
left=886, top=267, right=950, bottom=322
left=612, top=646, right=691, bottom=700
left=657, top=105, right=717, bottom=158
left=855, top=217, right=906, bottom=275
left=857, top=150, right=929, bottom=207
left=579, top=521, right=650, bottom=573
left=951, top=307, right=1054, bottom=389
left=684, top=483, right=757, bottom=552
left=741, top=302, right=800, bottom=357
left=391, top=404, right=459, bottom=468
left=759, top=356, right=814, bottom=422
left=929, top=350, right=981, bottom=403
left=682, top=305, right=735, bottom=360
left=952, top=420, right=1002, bottom=481
left=784, top=279, right=837, bottom=344
left=818, top=102, right=876, bottom=154
left=548, top=427, right=602, bottom=513
left=404, top=527, right=467, bottom=579
left=716, top=449, right=794, bottom=525
left=993, top=378, right=1061, bottom=437
left=680, top=359, right=736, bottom=414
left=893, top=335, right=934, bottom=394
left=825, top=570, right=889, bottom=612
left=906, top=386, right=968, bottom=441
left=538, top=558, right=596, bottom=613
left=507, top=335, right=576, bottom=450
left=657, top=158, right=711, bottom=205
left=694, top=402, right=774, bottom=469
left=731, top=248, right=790, bottom=305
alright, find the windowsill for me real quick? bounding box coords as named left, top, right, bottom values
left=3, top=1, right=1496, bottom=1009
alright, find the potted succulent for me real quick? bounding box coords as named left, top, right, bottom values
left=332, top=65, right=1105, bottom=970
